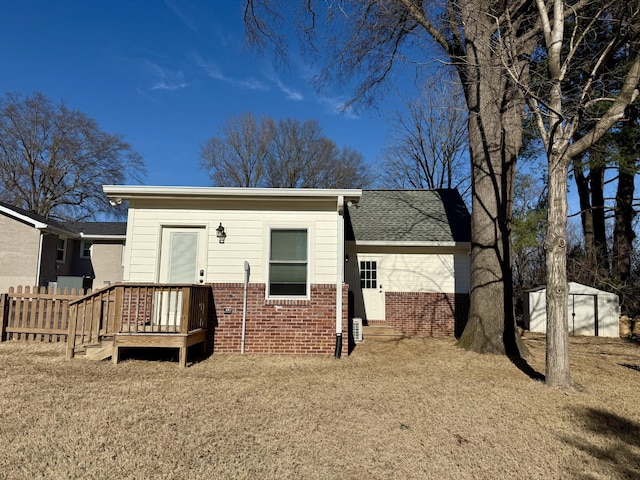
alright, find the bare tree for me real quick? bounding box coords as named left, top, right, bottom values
left=0, top=92, right=144, bottom=221
left=200, top=112, right=274, bottom=187
left=201, top=113, right=370, bottom=188
left=381, top=73, right=470, bottom=197
left=245, top=0, right=538, bottom=358
left=244, top=0, right=640, bottom=388
left=501, top=1, right=640, bottom=387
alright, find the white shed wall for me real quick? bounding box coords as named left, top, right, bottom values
left=525, top=283, right=619, bottom=337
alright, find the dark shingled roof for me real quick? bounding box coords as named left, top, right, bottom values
left=346, top=189, right=470, bottom=243
left=0, top=200, right=73, bottom=233
left=67, top=222, right=127, bottom=236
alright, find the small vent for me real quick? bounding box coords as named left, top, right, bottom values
left=352, top=317, right=363, bottom=343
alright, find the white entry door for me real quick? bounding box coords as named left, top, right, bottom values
left=358, top=255, right=385, bottom=321
left=156, top=227, right=207, bottom=327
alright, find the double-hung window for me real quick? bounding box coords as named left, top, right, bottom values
left=56, top=238, right=67, bottom=263
left=269, top=229, right=308, bottom=297
left=80, top=241, right=92, bottom=259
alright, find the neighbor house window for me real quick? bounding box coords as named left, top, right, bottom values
left=269, top=229, right=308, bottom=296
left=80, top=241, right=92, bottom=258
left=360, top=261, right=377, bottom=289
left=56, top=238, right=67, bottom=263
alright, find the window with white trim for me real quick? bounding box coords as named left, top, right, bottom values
left=269, top=229, right=308, bottom=296
left=56, top=238, right=67, bottom=263
left=80, top=241, right=92, bottom=258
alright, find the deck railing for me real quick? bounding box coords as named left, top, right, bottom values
left=66, top=284, right=210, bottom=357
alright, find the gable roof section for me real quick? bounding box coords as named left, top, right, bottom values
left=346, top=189, right=470, bottom=245
left=0, top=201, right=126, bottom=239
left=0, top=200, right=75, bottom=235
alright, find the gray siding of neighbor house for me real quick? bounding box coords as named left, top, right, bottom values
left=71, top=241, right=124, bottom=289
left=0, top=214, right=41, bottom=292
left=90, top=242, right=124, bottom=288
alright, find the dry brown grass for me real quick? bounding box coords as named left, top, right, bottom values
left=1, top=334, right=639, bottom=479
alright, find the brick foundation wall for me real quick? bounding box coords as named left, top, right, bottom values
left=207, top=283, right=349, bottom=355
left=384, top=292, right=470, bottom=337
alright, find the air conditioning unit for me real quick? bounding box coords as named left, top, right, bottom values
left=352, top=317, right=363, bottom=343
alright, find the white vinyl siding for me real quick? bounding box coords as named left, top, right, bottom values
left=346, top=246, right=470, bottom=295
left=122, top=200, right=339, bottom=285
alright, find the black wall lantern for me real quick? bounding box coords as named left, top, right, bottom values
left=216, top=223, right=226, bottom=243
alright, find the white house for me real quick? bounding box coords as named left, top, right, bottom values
left=102, top=186, right=471, bottom=355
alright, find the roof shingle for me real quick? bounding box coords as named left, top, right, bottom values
left=346, top=189, right=470, bottom=243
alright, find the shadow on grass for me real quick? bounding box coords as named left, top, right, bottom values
left=508, top=354, right=545, bottom=381
left=562, top=408, right=640, bottom=479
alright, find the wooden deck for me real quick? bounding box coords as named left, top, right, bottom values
left=66, top=283, right=210, bottom=367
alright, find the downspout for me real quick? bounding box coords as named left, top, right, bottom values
left=334, top=196, right=345, bottom=358
left=241, top=261, right=250, bottom=354
left=35, top=232, right=44, bottom=286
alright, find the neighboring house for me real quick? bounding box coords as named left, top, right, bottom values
left=345, top=190, right=471, bottom=336
left=0, top=201, right=125, bottom=293
left=66, top=221, right=127, bottom=289
left=103, top=185, right=471, bottom=355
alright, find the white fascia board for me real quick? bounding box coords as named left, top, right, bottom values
left=103, top=185, right=362, bottom=202
left=0, top=205, right=48, bottom=229
left=349, top=240, right=471, bottom=248
left=80, top=233, right=127, bottom=241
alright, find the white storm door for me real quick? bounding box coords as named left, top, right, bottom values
left=156, top=227, right=207, bottom=327
left=359, top=256, right=385, bottom=321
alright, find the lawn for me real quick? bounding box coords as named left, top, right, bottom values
left=0, top=334, right=639, bottom=479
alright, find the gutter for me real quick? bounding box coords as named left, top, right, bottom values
left=335, top=195, right=345, bottom=359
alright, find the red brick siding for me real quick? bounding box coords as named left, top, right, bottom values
left=207, top=283, right=349, bottom=355
left=384, top=292, right=470, bottom=337
left=121, top=288, right=153, bottom=326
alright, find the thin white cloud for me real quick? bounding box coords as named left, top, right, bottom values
left=191, top=52, right=269, bottom=91
left=163, top=0, right=197, bottom=32
left=263, top=71, right=303, bottom=101
left=146, top=61, right=189, bottom=91
left=318, top=95, right=360, bottom=119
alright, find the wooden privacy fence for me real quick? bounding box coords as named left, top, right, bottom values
left=0, top=286, right=87, bottom=342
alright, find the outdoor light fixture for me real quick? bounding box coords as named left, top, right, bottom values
left=216, top=223, right=226, bottom=243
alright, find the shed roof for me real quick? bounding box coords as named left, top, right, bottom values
left=346, top=189, right=470, bottom=245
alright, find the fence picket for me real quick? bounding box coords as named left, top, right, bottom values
left=0, top=285, right=86, bottom=343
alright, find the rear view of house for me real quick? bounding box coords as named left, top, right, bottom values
left=346, top=190, right=471, bottom=337
left=103, top=185, right=361, bottom=356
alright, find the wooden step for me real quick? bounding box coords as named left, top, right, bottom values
left=84, top=339, right=115, bottom=361
left=362, top=324, right=405, bottom=339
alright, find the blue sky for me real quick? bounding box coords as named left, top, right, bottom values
left=0, top=1, right=397, bottom=187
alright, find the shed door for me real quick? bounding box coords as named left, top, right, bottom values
left=359, top=256, right=385, bottom=321
left=569, top=294, right=598, bottom=336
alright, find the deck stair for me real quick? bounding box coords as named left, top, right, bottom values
left=83, top=338, right=115, bottom=361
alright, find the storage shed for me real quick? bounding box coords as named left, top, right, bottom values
left=523, top=282, right=620, bottom=337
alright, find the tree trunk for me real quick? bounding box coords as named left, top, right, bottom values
left=454, top=9, right=527, bottom=356
left=572, top=156, right=596, bottom=283
left=590, top=160, right=609, bottom=281
left=612, top=166, right=636, bottom=281
left=545, top=152, right=572, bottom=388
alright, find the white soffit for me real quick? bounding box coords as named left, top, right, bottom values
left=103, top=185, right=362, bottom=202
